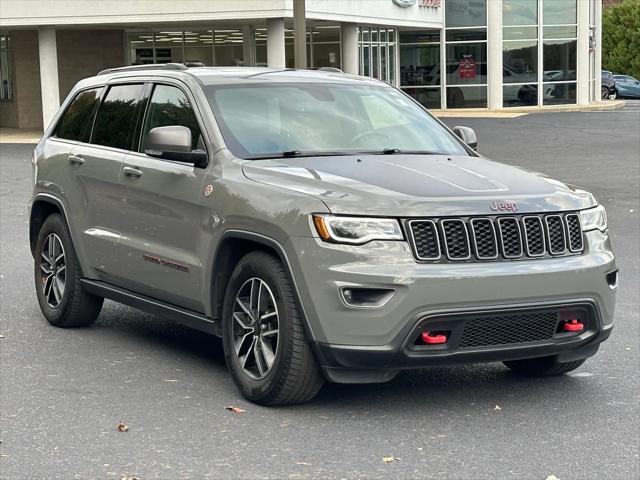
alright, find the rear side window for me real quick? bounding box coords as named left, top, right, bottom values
left=91, top=84, right=144, bottom=150
left=141, top=84, right=203, bottom=152
left=56, top=87, right=103, bottom=142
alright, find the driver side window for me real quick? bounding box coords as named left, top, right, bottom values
left=141, top=84, right=203, bottom=152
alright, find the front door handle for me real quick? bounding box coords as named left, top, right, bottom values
left=123, top=166, right=143, bottom=179
left=69, top=155, right=85, bottom=166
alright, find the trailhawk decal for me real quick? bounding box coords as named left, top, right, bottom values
left=142, top=253, right=190, bottom=273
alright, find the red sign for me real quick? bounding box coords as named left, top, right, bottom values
left=458, top=55, right=476, bottom=80
left=419, top=0, right=441, bottom=6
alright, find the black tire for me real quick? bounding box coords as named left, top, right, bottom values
left=34, top=214, right=103, bottom=327
left=503, top=356, right=586, bottom=376
left=221, top=251, right=324, bottom=405
left=601, top=86, right=609, bottom=99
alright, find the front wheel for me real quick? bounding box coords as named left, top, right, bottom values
left=601, top=86, right=609, bottom=99
left=221, top=251, right=324, bottom=405
left=503, top=356, right=585, bottom=376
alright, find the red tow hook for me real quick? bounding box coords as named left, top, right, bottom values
left=563, top=319, right=585, bottom=332
left=422, top=331, right=448, bottom=345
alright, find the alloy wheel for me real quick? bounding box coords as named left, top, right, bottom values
left=40, top=233, right=66, bottom=308
left=232, top=277, right=279, bottom=380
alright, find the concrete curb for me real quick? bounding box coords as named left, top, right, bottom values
left=0, top=129, right=42, bottom=144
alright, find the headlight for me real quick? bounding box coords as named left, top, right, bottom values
left=580, top=205, right=607, bottom=232
left=312, top=214, right=403, bottom=244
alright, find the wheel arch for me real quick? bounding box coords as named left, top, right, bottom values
left=29, top=194, right=70, bottom=256
left=210, top=230, right=318, bottom=342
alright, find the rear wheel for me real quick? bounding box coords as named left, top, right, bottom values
left=222, top=251, right=324, bottom=405
left=34, top=214, right=103, bottom=327
left=503, top=356, right=586, bottom=376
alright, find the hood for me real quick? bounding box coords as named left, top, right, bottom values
left=242, top=154, right=597, bottom=216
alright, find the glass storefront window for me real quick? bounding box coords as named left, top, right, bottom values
left=503, top=83, right=538, bottom=106
left=184, top=31, right=213, bottom=65
left=402, top=88, right=441, bottom=109
left=359, top=27, right=397, bottom=85
left=400, top=31, right=440, bottom=44
left=543, top=39, right=576, bottom=81
left=503, top=26, right=538, bottom=41
left=445, top=0, right=488, bottom=28
left=543, top=25, right=577, bottom=39
left=446, top=42, right=487, bottom=86
left=503, top=41, right=537, bottom=83
left=503, top=0, right=537, bottom=26
left=542, top=0, right=576, bottom=25
left=0, top=34, right=11, bottom=100
left=154, top=31, right=184, bottom=64
left=445, top=28, right=487, bottom=42
left=446, top=86, right=487, bottom=108
left=542, top=82, right=576, bottom=105
left=400, top=44, right=440, bottom=86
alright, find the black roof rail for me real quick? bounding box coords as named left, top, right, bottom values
left=97, top=63, right=189, bottom=76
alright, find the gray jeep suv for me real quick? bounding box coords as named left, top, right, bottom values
left=30, top=64, right=617, bottom=405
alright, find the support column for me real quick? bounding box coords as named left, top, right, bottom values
left=266, top=18, right=286, bottom=68
left=595, top=0, right=602, bottom=103
left=487, top=0, right=503, bottom=110
left=341, top=23, right=358, bottom=75
left=38, top=27, right=60, bottom=129
left=576, top=0, right=590, bottom=105
left=242, top=26, right=256, bottom=67
left=293, top=0, right=307, bottom=68
left=440, top=27, right=447, bottom=109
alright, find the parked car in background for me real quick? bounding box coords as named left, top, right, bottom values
left=613, top=75, right=640, bottom=99
left=601, top=70, right=617, bottom=100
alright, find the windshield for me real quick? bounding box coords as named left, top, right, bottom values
left=203, top=82, right=468, bottom=159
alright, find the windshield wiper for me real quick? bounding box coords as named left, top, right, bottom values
left=248, top=150, right=362, bottom=160
left=378, top=148, right=447, bottom=155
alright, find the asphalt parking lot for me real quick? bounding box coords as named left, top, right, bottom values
left=1, top=103, right=638, bottom=480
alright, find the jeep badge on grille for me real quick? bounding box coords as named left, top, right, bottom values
left=490, top=201, right=518, bottom=213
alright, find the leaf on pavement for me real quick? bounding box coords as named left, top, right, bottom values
left=383, top=456, right=396, bottom=463
left=545, top=475, right=560, bottom=480
left=494, top=405, right=502, bottom=411
left=120, top=476, right=139, bottom=480
left=225, top=405, right=246, bottom=414
left=116, top=421, right=129, bottom=432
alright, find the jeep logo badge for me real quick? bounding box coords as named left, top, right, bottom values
left=490, top=201, right=518, bottom=213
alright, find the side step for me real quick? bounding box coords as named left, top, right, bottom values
left=81, top=279, right=219, bottom=335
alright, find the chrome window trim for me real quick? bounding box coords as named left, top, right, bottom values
left=470, top=217, right=499, bottom=260
left=497, top=216, right=524, bottom=259
left=406, top=219, right=442, bottom=261
left=522, top=215, right=546, bottom=257
left=440, top=219, right=471, bottom=261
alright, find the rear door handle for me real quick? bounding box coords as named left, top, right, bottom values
left=69, top=155, right=85, bottom=166
left=123, top=166, right=143, bottom=179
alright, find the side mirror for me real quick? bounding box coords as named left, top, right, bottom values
left=452, top=126, right=478, bottom=151
left=144, top=125, right=208, bottom=168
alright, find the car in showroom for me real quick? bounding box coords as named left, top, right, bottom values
left=29, top=65, right=617, bottom=405
left=613, top=74, right=640, bottom=99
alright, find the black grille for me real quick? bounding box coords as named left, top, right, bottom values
left=470, top=219, right=498, bottom=259
left=441, top=219, right=470, bottom=259
left=523, top=216, right=545, bottom=256
left=565, top=214, right=583, bottom=252
left=497, top=217, right=523, bottom=258
left=408, top=220, right=440, bottom=260
left=406, top=212, right=583, bottom=262
left=545, top=215, right=566, bottom=255
left=459, top=311, right=560, bottom=348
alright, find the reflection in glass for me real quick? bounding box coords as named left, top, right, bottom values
left=400, top=44, right=440, bottom=86
left=446, top=29, right=487, bottom=42
left=503, top=26, right=538, bottom=41
left=503, top=41, right=537, bottom=83
left=503, top=0, right=537, bottom=26
left=543, top=82, right=576, bottom=105
left=446, top=43, right=487, bottom=85
left=446, top=86, right=487, bottom=108
left=503, top=83, right=538, bottom=106
left=402, top=88, right=441, bottom=109
left=400, top=31, right=440, bottom=44
left=543, top=0, right=576, bottom=26
left=543, top=39, right=576, bottom=81
left=313, top=43, right=341, bottom=68
left=543, top=25, right=577, bottom=39
left=445, top=0, right=488, bottom=28
left=92, top=84, right=145, bottom=150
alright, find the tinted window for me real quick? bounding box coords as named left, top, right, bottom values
left=141, top=84, right=202, bottom=152
left=56, top=87, right=103, bottom=142
left=91, top=84, right=144, bottom=150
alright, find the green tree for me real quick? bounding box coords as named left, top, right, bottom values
left=602, top=0, right=640, bottom=78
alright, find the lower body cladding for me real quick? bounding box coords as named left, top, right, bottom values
left=287, top=230, right=617, bottom=384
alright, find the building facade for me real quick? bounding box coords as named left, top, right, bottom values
left=0, top=0, right=603, bottom=130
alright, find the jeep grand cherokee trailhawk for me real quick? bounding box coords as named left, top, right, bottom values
left=29, top=64, right=617, bottom=405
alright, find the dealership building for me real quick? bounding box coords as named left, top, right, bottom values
left=0, top=0, right=603, bottom=130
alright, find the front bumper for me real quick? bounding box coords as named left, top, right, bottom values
left=286, top=229, right=617, bottom=381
